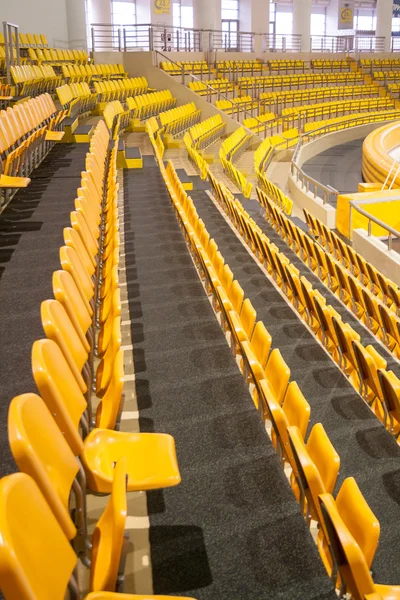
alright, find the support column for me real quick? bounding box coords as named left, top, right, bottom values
left=91, top=0, right=112, bottom=24
left=66, top=0, right=87, bottom=49
left=293, top=0, right=312, bottom=52
left=193, top=0, right=221, bottom=31
left=376, top=0, right=394, bottom=52
left=193, top=0, right=221, bottom=52
left=248, top=0, right=270, bottom=54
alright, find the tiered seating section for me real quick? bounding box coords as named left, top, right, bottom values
left=0, top=118, right=198, bottom=600
left=0, top=93, right=64, bottom=201
left=219, top=127, right=253, bottom=198
left=146, top=120, right=400, bottom=596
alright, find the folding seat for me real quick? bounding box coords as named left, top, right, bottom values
left=0, top=469, right=197, bottom=600
left=313, top=296, right=341, bottom=359
left=229, top=298, right=257, bottom=355
left=333, top=262, right=352, bottom=307
left=9, top=394, right=130, bottom=585
left=361, top=288, right=385, bottom=340
left=288, top=424, right=340, bottom=525
left=317, top=476, right=380, bottom=578
left=379, top=303, right=400, bottom=357
left=352, top=340, right=387, bottom=422
left=388, top=281, right=400, bottom=316
left=318, top=491, right=400, bottom=599
left=378, top=370, right=400, bottom=437
left=32, top=338, right=181, bottom=493
left=268, top=381, right=310, bottom=468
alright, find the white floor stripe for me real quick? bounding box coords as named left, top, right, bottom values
left=124, top=373, right=136, bottom=382
left=121, top=410, right=139, bottom=420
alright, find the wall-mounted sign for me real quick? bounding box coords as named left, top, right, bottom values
left=394, top=0, right=400, bottom=17
left=154, top=0, right=171, bottom=15
left=338, top=0, right=354, bottom=30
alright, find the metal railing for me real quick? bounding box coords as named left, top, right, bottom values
left=210, top=30, right=254, bottom=52
left=289, top=111, right=400, bottom=206
left=154, top=49, right=272, bottom=136
left=3, top=21, right=20, bottom=84
left=349, top=200, right=400, bottom=251
left=91, top=23, right=202, bottom=52
left=263, top=34, right=301, bottom=53
left=90, top=24, right=394, bottom=54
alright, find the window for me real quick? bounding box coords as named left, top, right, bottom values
left=85, top=0, right=93, bottom=49
left=354, top=9, right=376, bottom=32
left=275, top=9, right=292, bottom=35
left=112, top=0, right=136, bottom=47
left=112, top=0, right=136, bottom=26
left=221, top=0, right=239, bottom=21
left=173, top=1, right=193, bottom=29
left=393, top=17, right=400, bottom=33
left=311, top=10, right=326, bottom=37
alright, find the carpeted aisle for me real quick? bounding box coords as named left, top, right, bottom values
left=0, top=143, right=89, bottom=476
left=188, top=186, right=400, bottom=585
left=123, top=162, right=335, bottom=600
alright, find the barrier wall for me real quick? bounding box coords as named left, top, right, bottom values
left=337, top=189, right=400, bottom=238
left=362, top=120, right=400, bottom=186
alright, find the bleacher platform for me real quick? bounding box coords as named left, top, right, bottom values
left=3, top=13, right=400, bottom=600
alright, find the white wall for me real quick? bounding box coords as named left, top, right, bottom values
left=2, top=0, right=69, bottom=47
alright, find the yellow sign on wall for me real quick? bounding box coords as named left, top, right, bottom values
left=154, top=0, right=171, bottom=14
left=338, top=0, right=354, bottom=29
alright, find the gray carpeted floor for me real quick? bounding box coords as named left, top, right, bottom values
left=123, top=165, right=336, bottom=600
left=0, top=143, right=89, bottom=476
left=301, top=138, right=364, bottom=199
left=188, top=185, right=400, bottom=584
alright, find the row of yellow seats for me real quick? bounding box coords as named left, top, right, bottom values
left=146, top=118, right=165, bottom=160
left=260, top=191, right=400, bottom=436
left=243, top=113, right=276, bottom=133
left=56, top=82, right=97, bottom=118
left=258, top=174, right=293, bottom=216
left=303, top=109, right=400, bottom=135
left=305, top=210, right=400, bottom=341
left=215, top=95, right=258, bottom=115
left=188, top=78, right=236, bottom=95
left=238, top=72, right=364, bottom=91
left=0, top=120, right=188, bottom=600
left=11, top=64, right=62, bottom=96
left=311, top=59, right=352, bottom=70
left=219, top=127, right=253, bottom=198
left=260, top=84, right=380, bottom=106
left=159, top=102, right=201, bottom=135
left=362, top=58, right=400, bottom=68
left=127, top=90, right=176, bottom=121
left=183, top=131, right=208, bottom=179
left=93, top=77, right=148, bottom=103
left=254, top=131, right=298, bottom=178
left=192, top=165, right=391, bottom=600
left=217, top=60, right=266, bottom=73
left=282, top=97, right=394, bottom=120
left=103, top=100, right=132, bottom=139
left=268, top=59, right=306, bottom=70
left=374, top=70, right=400, bottom=81
left=2, top=31, right=48, bottom=48
left=28, top=47, right=88, bottom=65
left=188, top=114, right=226, bottom=150
left=160, top=60, right=214, bottom=75
left=0, top=93, right=64, bottom=188
left=208, top=166, right=400, bottom=600
left=219, top=126, right=250, bottom=161
left=62, top=63, right=127, bottom=83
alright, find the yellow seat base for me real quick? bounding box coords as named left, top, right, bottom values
left=45, top=130, right=65, bottom=142
left=62, top=117, right=79, bottom=143
left=81, top=430, right=181, bottom=493
left=0, top=174, right=30, bottom=188
left=182, top=181, right=193, bottom=191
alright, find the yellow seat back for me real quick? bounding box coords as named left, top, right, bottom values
left=0, top=472, right=77, bottom=600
